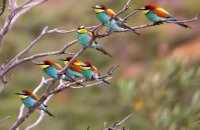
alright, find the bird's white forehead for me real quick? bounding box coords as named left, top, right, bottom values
left=79, top=25, right=85, bottom=29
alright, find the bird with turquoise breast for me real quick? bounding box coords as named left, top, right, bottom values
left=80, top=61, right=110, bottom=84
left=93, top=5, right=140, bottom=35
left=79, top=61, right=96, bottom=81
left=15, top=89, right=55, bottom=117
left=36, top=60, right=74, bottom=82
left=135, top=4, right=191, bottom=28
left=93, top=5, right=114, bottom=25
left=76, top=26, right=112, bottom=57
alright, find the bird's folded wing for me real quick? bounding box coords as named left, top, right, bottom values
left=32, top=94, right=39, bottom=101
left=54, top=63, right=63, bottom=70
left=106, top=9, right=116, bottom=17
left=154, top=7, right=171, bottom=18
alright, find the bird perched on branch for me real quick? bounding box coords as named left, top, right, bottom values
left=93, top=5, right=140, bottom=35
left=80, top=61, right=110, bottom=84
left=35, top=60, right=74, bottom=81
left=60, top=57, right=109, bottom=84
left=135, top=4, right=191, bottom=28
left=15, top=89, right=55, bottom=117
left=60, top=56, right=84, bottom=78
left=76, top=25, right=112, bottom=57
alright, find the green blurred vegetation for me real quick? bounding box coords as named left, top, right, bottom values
left=0, top=0, right=200, bottom=129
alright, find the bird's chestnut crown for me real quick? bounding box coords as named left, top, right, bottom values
left=144, top=5, right=157, bottom=10
left=42, top=60, right=54, bottom=66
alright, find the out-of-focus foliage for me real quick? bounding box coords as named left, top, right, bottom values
left=0, top=0, right=200, bottom=129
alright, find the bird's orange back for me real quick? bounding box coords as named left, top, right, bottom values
left=146, top=4, right=170, bottom=18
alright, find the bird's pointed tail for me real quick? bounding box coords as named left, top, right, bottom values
left=123, top=24, right=141, bottom=35
left=93, top=42, right=112, bottom=57
left=167, top=18, right=192, bottom=29
left=176, top=22, right=192, bottom=29
left=44, top=109, right=55, bottom=117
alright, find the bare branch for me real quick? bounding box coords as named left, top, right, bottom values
left=8, top=0, right=17, bottom=9
left=123, top=10, right=138, bottom=21
left=0, top=38, right=77, bottom=79
left=0, top=0, right=48, bottom=49
left=0, top=116, right=11, bottom=123
left=114, top=0, right=131, bottom=18
left=104, top=114, right=133, bottom=130
left=11, top=0, right=48, bottom=25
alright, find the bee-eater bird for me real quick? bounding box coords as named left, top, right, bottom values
left=135, top=5, right=191, bottom=28
left=76, top=26, right=112, bottom=57
left=93, top=5, right=140, bottom=35
left=80, top=61, right=110, bottom=84
left=93, top=5, right=115, bottom=25
left=36, top=60, right=74, bottom=82
left=15, top=89, right=55, bottom=117
left=60, top=56, right=84, bottom=78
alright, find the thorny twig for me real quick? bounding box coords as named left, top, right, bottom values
left=104, top=114, right=133, bottom=130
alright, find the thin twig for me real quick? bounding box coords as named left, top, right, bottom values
left=0, top=0, right=7, bottom=16
left=114, top=0, right=131, bottom=18
left=0, top=116, right=11, bottom=123
left=105, top=114, right=133, bottom=130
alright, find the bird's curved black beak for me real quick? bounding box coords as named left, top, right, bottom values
left=35, top=62, right=44, bottom=65
left=59, top=59, right=65, bottom=61
left=14, top=92, right=20, bottom=95
left=92, top=6, right=97, bottom=9
left=134, top=8, right=146, bottom=11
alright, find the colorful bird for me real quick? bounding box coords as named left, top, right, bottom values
left=93, top=5, right=140, bottom=35
left=76, top=25, right=112, bottom=57
left=15, top=89, right=55, bottom=117
left=35, top=60, right=74, bottom=82
left=135, top=4, right=191, bottom=28
left=108, top=17, right=141, bottom=35
left=80, top=61, right=110, bottom=84
left=93, top=5, right=115, bottom=25
left=60, top=56, right=84, bottom=78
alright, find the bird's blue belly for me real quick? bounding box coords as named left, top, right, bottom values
left=22, top=97, right=46, bottom=110
left=22, top=97, right=36, bottom=108
left=43, top=66, right=60, bottom=79
left=146, top=11, right=166, bottom=22
left=76, top=33, right=91, bottom=47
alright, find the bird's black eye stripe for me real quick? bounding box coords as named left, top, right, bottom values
left=80, top=65, right=90, bottom=67
left=21, top=93, right=29, bottom=95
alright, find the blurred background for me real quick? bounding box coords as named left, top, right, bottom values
left=0, top=0, right=200, bottom=129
